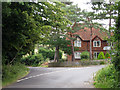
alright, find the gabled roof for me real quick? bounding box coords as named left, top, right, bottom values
left=73, top=23, right=109, bottom=41
left=92, top=35, right=102, bottom=41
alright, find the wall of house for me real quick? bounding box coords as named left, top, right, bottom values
left=67, top=40, right=108, bottom=61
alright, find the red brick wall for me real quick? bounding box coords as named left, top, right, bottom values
left=67, top=39, right=108, bottom=61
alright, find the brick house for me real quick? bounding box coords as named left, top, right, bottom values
left=67, top=23, right=110, bottom=61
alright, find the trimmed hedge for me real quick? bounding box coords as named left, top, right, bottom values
left=105, top=52, right=110, bottom=58
left=98, top=52, right=105, bottom=59
left=80, top=51, right=89, bottom=60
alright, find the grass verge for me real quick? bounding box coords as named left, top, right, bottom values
left=93, top=64, right=119, bottom=88
left=2, top=63, right=29, bottom=87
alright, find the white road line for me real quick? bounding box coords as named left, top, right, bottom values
left=17, top=65, right=105, bottom=83
left=17, top=68, right=83, bottom=83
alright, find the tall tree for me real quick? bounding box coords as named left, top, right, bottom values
left=91, top=0, right=117, bottom=59
left=113, top=1, right=120, bottom=70
left=71, top=10, right=106, bottom=60
left=2, top=2, right=71, bottom=64
left=112, top=1, right=120, bottom=86
left=63, top=4, right=82, bottom=61
left=39, top=1, right=72, bottom=62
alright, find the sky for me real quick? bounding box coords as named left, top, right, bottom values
left=70, top=0, right=92, bottom=11
left=70, top=0, right=115, bottom=30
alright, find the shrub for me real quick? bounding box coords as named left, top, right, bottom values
left=21, top=53, right=44, bottom=66
left=105, top=52, right=110, bottom=58
left=80, top=51, right=89, bottom=60
left=100, top=61, right=105, bottom=65
left=112, top=56, right=120, bottom=71
left=94, top=64, right=119, bottom=88
left=98, top=52, right=105, bottom=59
left=38, top=47, right=62, bottom=60
left=2, top=63, right=29, bottom=87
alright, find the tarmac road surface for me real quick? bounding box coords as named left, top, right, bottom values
left=4, top=65, right=106, bottom=88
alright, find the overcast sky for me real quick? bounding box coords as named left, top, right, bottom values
left=69, top=0, right=115, bottom=30
left=70, top=0, right=92, bottom=11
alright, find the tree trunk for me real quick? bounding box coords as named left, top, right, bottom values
left=90, top=27, right=93, bottom=60
left=56, top=46, right=59, bottom=62
left=71, top=39, right=75, bottom=61
left=10, top=45, right=23, bottom=64
left=54, top=47, right=57, bottom=62
left=108, top=1, right=112, bottom=61
left=54, top=46, right=59, bottom=62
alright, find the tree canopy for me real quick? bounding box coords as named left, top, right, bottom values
left=2, top=2, right=71, bottom=64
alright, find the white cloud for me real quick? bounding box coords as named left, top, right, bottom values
left=70, top=0, right=92, bottom=11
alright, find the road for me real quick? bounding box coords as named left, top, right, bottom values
left=5, top=65, right=106, bottom=88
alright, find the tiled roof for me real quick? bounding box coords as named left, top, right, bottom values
left=72, top=23, right=109, bottom=41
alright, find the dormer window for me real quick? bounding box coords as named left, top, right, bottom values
left=74, top=37, right=81, bottom=47
left=93, top=40, right=101, bottom=47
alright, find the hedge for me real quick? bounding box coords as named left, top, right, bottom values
left=80, top=51, right=90, bottom=60
left=105, top=52, right=110, bottom=58
left=38, top=47, right=62, bottom=60
left=21, top=53, right=44, bottom=66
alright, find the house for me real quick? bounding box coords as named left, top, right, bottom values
left=67, top=23, right=110, bottom=61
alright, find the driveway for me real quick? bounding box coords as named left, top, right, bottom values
left=4, top=65, right=106, bottom=88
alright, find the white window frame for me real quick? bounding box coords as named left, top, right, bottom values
left=74, top=38, right=81, bottom=47
left=93, top=40, right=101, bottom=47
left=74, top=52, right=81, bottom=59
left=94, top=52, right=99, bottom=59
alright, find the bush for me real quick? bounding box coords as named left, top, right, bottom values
left=105, top=52, right=110, bottom=58
left=38, top=47, right=62, bottom=60
left=94, top=64, right=119, bottom=88
left=100, top=61, right=105, bottom=65
left=2, top=63, right=29, bottom=87
left=21, top=53, right=44, bottom=66
left=80, top=51, right=89, bottom=60
left=98, top=52, right=105, bottom=59
left=112, top=56, right=120, bottom=71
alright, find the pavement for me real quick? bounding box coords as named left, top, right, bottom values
left=4, top=65, right=106, bottom=88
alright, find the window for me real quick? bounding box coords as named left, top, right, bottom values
left=94, top=52, right=99, bottom=59
left=93, top=41, right=101, bottom=47
left=74, top=52, right=81, bottom=59
left=74, top=38, right=81, bottom=47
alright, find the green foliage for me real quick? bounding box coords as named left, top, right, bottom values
left=105, top=52, right=110, bottom=58
left=2, top=2, right=71, bottom=65
left=112, top=56, right=120, bottom=72
left=38, top=47, right=62, bottom=60
left=2, top=63, right=29, bottom=87
left=21, top=54, right=44, bottom=66
left=80, top=51, right=90, bottom=60
left=98, top=52, right=105, bottom=59
left=94, top=64, right=119, bottom=88
left=99, top=61, right=105, bottom=65
left=113, top=2, right=120, bottom=73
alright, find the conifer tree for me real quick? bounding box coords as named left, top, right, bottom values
left=63, top=4, right=82, bottom=61
left=91, top=0, right=118, bottom=59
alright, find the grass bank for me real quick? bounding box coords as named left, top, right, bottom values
left=93, top=64, right=120, bottom=88
left=2, top=63, right=29, bottom=87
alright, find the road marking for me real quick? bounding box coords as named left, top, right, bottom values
left=17, top=65, right=105, bottom=83
left=17, top=68, right=84, bottom=83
